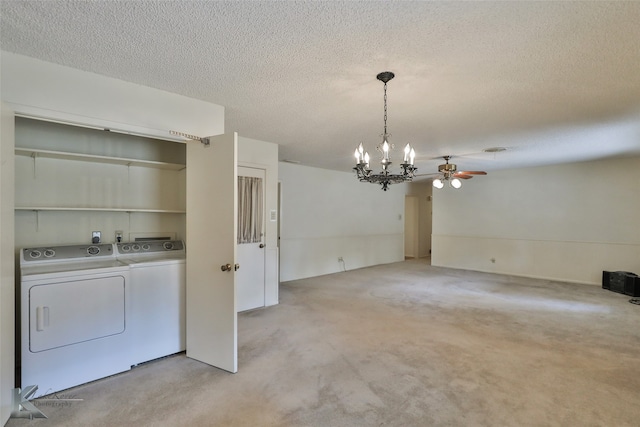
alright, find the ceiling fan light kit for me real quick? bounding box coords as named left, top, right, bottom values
left=353, top=71, right=416, bottom=191
left=431, top=156, right=487, bottom=190
left=433, top=177, right=462, bottom=189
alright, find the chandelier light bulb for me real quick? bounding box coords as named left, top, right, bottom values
left=364, top=152, right=370, bottom=168
left=355, top=143, right=365, bottom=164
left=451, top=178, right=462, bottom=189
left=433, top=179, right=444, bottom=189
left=403, top=144, right=411, bottom=162
left=409, top=148, right=415, bottom=165
left=382, top=140, right=390, bottom=161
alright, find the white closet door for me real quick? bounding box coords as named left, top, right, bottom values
left=186, top=133, right=237, bottom=373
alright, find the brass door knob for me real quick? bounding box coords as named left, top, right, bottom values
left=259, top=243, right=265, bottom=248
left=221, top=263, right=232, bottom=272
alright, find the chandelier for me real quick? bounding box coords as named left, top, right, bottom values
left=353, top=71, right=416, bottom=191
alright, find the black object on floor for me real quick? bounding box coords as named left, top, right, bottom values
left=602, top=271, right=640, bottom=297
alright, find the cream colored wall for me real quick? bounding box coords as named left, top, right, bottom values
left=3, top=51, right=224, bottom=249
left=432, top=156, right=640, bottom=284
left=279, top=162, right=407, bottom=281
left=1, top=52, right=223, bottom=141
left=14, top=119, right=187, bottom=248
left=0, top=104, right=15, bottom=425
left=238, top=136, right=279, bottom=306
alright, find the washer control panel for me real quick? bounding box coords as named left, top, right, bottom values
left=116, top=240, right=184, bottom=255
left=21, top=244, right=115, bottom=263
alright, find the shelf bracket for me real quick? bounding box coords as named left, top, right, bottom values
left=31, top=152, right=38, bottom=179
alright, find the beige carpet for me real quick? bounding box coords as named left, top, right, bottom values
left=8, top=259, right=640, bottom=426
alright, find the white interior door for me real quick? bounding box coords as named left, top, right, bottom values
left=186, top=133, right=237, bottom=373
left=237, top=166, right=266, bottom=312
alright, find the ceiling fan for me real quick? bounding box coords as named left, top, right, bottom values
left=417, top=156, right=487, bottom=189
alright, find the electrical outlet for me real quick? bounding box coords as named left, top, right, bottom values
left=338, top=257, right=344, bottom=262
left=115, top=230, right=123, bottom=243
left=92, top=231, right=101, bottom=244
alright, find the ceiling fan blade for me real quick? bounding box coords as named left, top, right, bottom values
left=457, top=170, right=487, bottom=175
left=455, top=174, right=474, bottom=179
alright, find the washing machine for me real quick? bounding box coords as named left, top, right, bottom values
left=115, top=240, right=186, bottom=365
left=20, top=243, right=131, bottom=395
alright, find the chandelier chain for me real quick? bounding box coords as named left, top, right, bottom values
left=383, top=82, right=388, bottom=135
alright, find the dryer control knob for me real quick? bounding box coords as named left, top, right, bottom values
left=29, top=250, right=42, bottom=259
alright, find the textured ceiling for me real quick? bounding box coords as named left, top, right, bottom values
left=2, top=1, right=640, bottom=178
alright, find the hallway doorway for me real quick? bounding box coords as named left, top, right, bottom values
left=405, top=183, right=433, bottom=263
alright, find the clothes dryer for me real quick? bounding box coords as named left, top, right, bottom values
left=20, top=243, right=131, bottom=395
